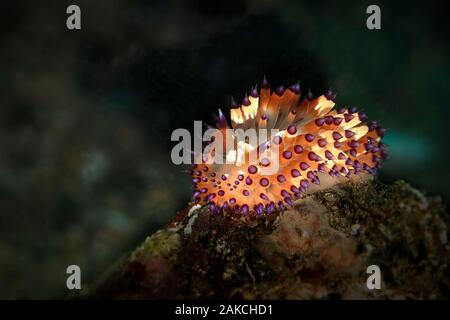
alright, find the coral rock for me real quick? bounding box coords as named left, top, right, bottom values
left=88, top=179, right=450, bottom=299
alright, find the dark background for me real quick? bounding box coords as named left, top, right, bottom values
left=0, top=0, right=448, bottom=298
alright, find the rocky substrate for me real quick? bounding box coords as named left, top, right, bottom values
left=88, top=179, right=449, bottom=299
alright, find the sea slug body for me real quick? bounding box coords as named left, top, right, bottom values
left=190, top=77, right=387, bottom=216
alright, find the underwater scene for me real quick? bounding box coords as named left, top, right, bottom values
left=0, top=0, right=449, bottom=307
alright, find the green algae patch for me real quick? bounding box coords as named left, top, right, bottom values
left=131, top=230, right=181, bottom=265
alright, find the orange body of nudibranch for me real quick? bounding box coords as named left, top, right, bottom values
left=190, top=77, right=386, bottom=216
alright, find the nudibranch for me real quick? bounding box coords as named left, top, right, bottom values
left=190, top=77, right=386, bottom=216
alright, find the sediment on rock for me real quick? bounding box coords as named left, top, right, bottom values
left=88, top=179, right=450, bottom=299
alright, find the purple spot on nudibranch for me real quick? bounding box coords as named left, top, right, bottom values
left=250, top=86, right=258, bottom=98
left=245, top=177, right=253, bottom=185
left=345, top=130, right=355, bottom=138
left=294, top=145, right=304, bottom=154
left=272, top=136, right=282, bottom=145
left=275, top=86, right=285, bottom=96
left=348, top=106, right=358, bottom=114
left=260, top=178, right=269, bottom=187
left=277, top=175, right=286, bottom=183
left=305, top=134, right=315, bottom=142
left=344, top=114, right=354, bottom=122
left=334, top=117, right=343, bottom=125
left=300, top=162, right=310, bottom=170
left=242, top=95, right=250, bottom=106
left=284, top=197, right=294, bottom=207
left=289, top=83, right=301, bottom=94
left=287, top=125, right=297, bottom=135
left=368, top=121, right=378, bottom=131
left=300, top=180, right=309, bottom=189
left=358, top=112, right=368, bottom=122
left=208, top=193, right=216, bottom=201
left=324, top=89, right=334, bottom=100
left=193, top=191, right=201, bottom=198
left=332, top=132, right=343, bottom=140
left=325, top=116, right=334, bottom=125
left=216, top=109, right=228, bottom=128
left=255, top=204, right=263, bottom=215
left=283, top=150, right=293, bottom=159
left=318, top=139, right=327, bottom=147
left=325, top=150, right=334, bottom=160
left=243, top=190, right=249, bottom=196
left=291, top=169, right=301, bottom=177
left=230, top=96, right=239, bottom=109
left=248, top=165, right=257, bottom=174
left=260, top=158, right=270, bottom=166
left=307, top=171, right=315, bottom=180
left=281, top=190, right=290, bottom=198
left=315, top=118, right=325, bottom=127
left=262, top=75, right=270, bottom=89
left=260, top=193, right=269, bottom=201
left=377, top=127, right=387, bottom=137
left=308, top=152, right=320, bottom=161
